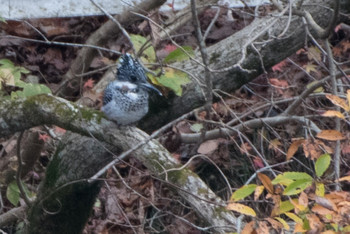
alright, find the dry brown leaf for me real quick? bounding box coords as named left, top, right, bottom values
left=254, top=185, right=265, bottom=201
left=239, top=142, right=252, bottom=155
left=258, top=173, right=274, bottom=194
left=322, top=110, right=345, bottom=119
left=256, top=221, right=270, bottom=234
left=316, top=130, right=346, bottom=141
left=311, top=204, right=334, bottom=216
left=347, top=89, right=350, bottom=108
left=269, top=194, right=281, bottom=217
left=299, top=191, right=308, bottom=208
left=197, top=139, right=220, bottom=155
left=315, top=196, right=338, bottom=211
left=286, top=139, right=305, bottom=160
left=241, top=221, right=255, bottom=234
left=338, top=175, right=350, bottom=182
left=302, top=139, right=324, bottom=160
left=326, top=94, right=350, bottom=112
left=266, top=217, right=283, bottom=231
left=306, top=214, right=324, bottom=233
left=294, top=223, right=307, bottom=233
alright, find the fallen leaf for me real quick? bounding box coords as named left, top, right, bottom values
left=286, top=139, right=305, bottom=160
left=307, top=46, right=322, bottom=62
left=272, top=60, right=287, bottom=72
left=197, top=139, right=219, bottom=155
left=239, top=142, right=252, bottom=155
left=38, top=133, right=50, bottom=142
left=316, top=130, right=346, bottom=141
left=254, top=185, right=265, bottom=201
left=258, top=173, right=274, bottom=194
left=326, top=94, right=350, bottom=112
left=226, top=202, right=256, bottom=217
left=241, top=221, right=255, bottom=234
left=253, top=157, right=264, bottom=168
left=304, top=62, right=318, bottom=73
left=84, top=78, right=95, bottom=90
left=322, top=110, right=345, bottom=119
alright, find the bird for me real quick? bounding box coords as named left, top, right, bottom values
left=101, top=53, right=162, bottom=125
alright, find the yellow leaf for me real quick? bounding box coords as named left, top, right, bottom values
left=0, top=68, right=15, bottom=86
left=308, top=46, right=322, bottom=62
left=226, top=203, right=256, bottom=217
left=274, top=217, right=290, bottom=230
left=284, top=212, right=303, bottom=224
left=326, top=94, right=350, bottom=112
left=316, top=130, right=346, bottom=141
left=322, top=110, right=345, bottom=119
left=304, top=63, right=318, bottom=73
left=258, top=173, right=274, bottom=194
left=254, top=185, right=265, bottom=201
left=306, top=81, right=324, bottom=93
left=315, top=182, right=325, bottom=197
left=269, top=138, right=282, bottom=150
left=286, top=139, right=304, bottom=160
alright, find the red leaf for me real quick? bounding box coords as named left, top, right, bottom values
left=38, top=133, right=50, bottom=142
left=164, top=44, right=177, bottom=53
left=84, top=78, right=95, bottom=90
left=253, top=157, right=264, bottom=168
left=272, top=60, right=287, bottom=72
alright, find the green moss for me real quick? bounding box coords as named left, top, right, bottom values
left=168, top=169, right=192, bottom=185
left=210, top=52, right=221, bottom=64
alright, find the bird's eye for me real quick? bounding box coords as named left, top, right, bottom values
left=130, top=75, right=137, bottom=82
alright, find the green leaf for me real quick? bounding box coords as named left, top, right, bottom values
left=231, top=184, right=257, bottom=201
left=164, top=46, right=194, bottom=63
left=283, top=179, right=313, bottom=195
left=272, top=172, right=313, bottom=186
left=11, top=84, right=51, bottom=99
left=315, top=154, right=331, bottom=177
left=129, top=34, right=156, bottom=62
left=279, top=200, right=295, bottom=214
left=0, top=59, right=15, bottom=68
left=155, top=68, right=190, bottom=96
left=0, top=16, right=6, bottom=23
left=190, top=123, right=203, bottom=133
left=6, top=181, right=21, bottom=206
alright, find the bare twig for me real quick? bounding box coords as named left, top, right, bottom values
left=180, top=115, right=321, bottom=143
left=16, top=131, right=32, bottom=206
left=325, top=39, right=341, bottom=190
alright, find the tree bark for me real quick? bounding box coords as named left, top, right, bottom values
left=139, top=0, right=350, bottom=132
left=26, top=133, right=115, bottom=234
left=0, top=95, right=237, bottom=233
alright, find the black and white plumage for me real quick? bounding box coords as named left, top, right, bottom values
left=101, top=53, right=161, bottom=125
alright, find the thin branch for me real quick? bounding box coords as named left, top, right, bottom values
left=282, top=69, right=350, bottom=115
left=180, top=115, right=321, bottom=143
left=90, top=0, right=136, bottom=55
left=16, top=131, right=32, bottom=206
left=325, top=39, right=341, bottom=191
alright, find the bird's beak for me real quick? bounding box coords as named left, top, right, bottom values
left=140, top=83, right=162, bottom=96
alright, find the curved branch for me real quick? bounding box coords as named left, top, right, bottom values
left=0, top=94, right=237, bottom=233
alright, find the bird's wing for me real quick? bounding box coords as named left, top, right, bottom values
left=103, top=83, right=114, bottom=105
